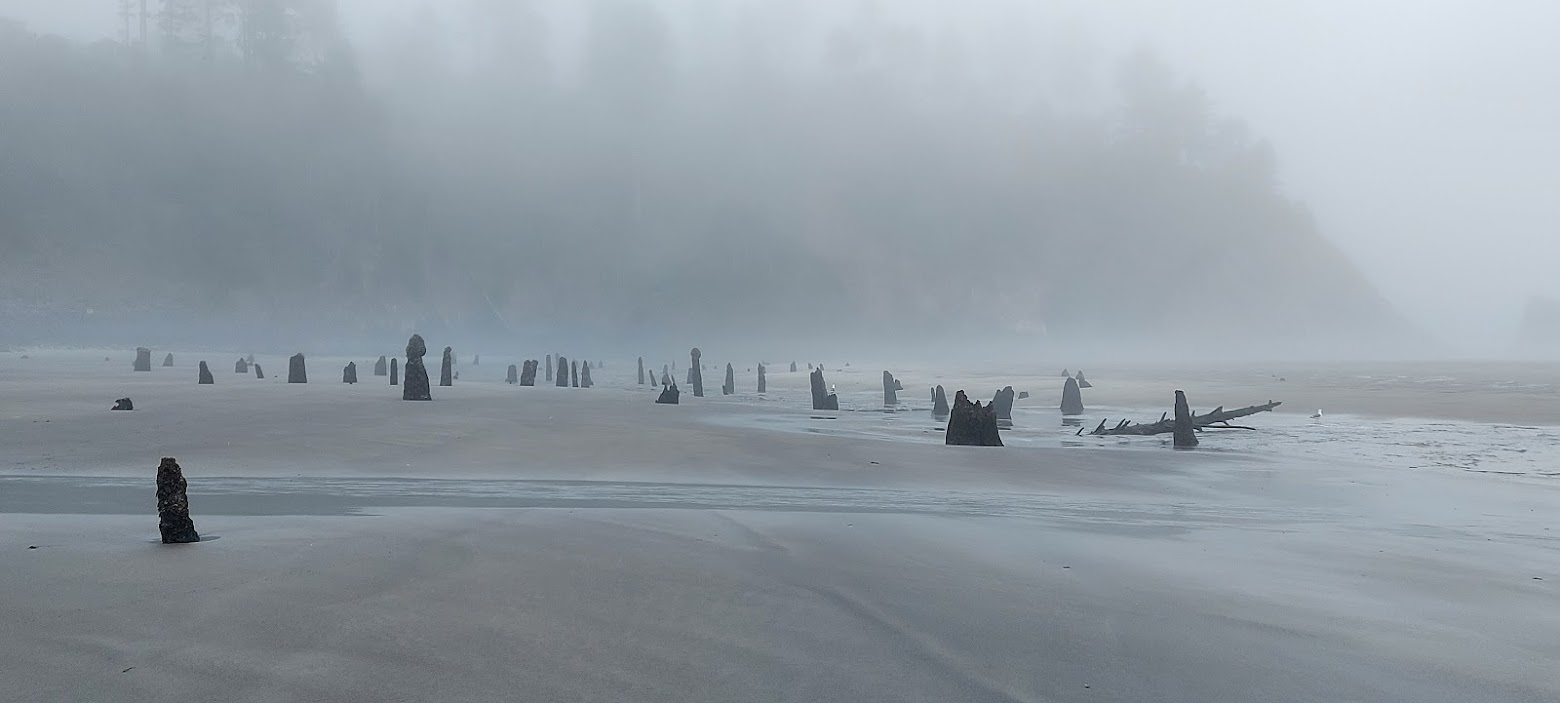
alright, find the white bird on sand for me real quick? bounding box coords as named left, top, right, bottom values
left=1310, top=409, right=1323, bottom=419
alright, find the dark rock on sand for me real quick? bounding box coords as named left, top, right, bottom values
left=156, top=457, right=200, bottom=544
left=112, top=398, right=134, bottom=411
left=945, top=391, right=1002, bottom=446
left=404, top=335, right=431, bottom=401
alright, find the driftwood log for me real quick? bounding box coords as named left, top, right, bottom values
left=1083, top=400, right=1282, bottom=437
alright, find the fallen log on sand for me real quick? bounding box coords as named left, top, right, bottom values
left=1083, top=399, right=1282, bottom=437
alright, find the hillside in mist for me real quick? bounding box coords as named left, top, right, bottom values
left=0, top=2, right=1407, bottom=355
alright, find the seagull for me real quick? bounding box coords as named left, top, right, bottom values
left=1310, top=409, right=1323, bottom=419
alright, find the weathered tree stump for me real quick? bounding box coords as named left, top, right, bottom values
left=656, top=383, right=680, bottom=404
left=661, top=368, right=672, bottom=386
left=343, top=362, right=358, bottom=384
left=134, top=347, right=152, bottom=372
left=288, top=354, right=307, bottom=384
left=1061, top=377, right=1084, bottom=416
left=522, top=360, right=539, bottom=386
left=473, top=355, right=479, bottom=366
left=790, top=361, right=797, bottom=373
left=883, top=372, right=899, bottom=406
left=569, top=360, right=579, bottom=387
left=253, top=363, right=264, bottom=380
left=1076, top=371, right=1093, bottom=389
left=945, top=391, right=1002, bottom=446
left=374, top=356, right=388, bottom=376
left=156, top=457, right=200, bottom=544
left=991, top=386, right=1015, bottom=421
left=546, top=355, right=554, bottom=382
left=554, top=356, right=569, bottom=387
left=389, top=358, right=398, bottom=385
left=506, top=364, right=519, bottom=384
left=758, top=364, right=767, bottom=393
left=197, top=361, right=214, bottom=385
left=581, top=361, right=594, bottom=388
left=810, top=368, right=839, bottom=410
left=439, top=347, right=454, bottom=387
left=161, top=353, right=174, bottom=367
left=1173, top=390, right=1199, bottom=448
left=932, top=385, right=950, bottom=418
left=235, top=358, right=249, bottom=374
left=689, top=348, right=704, bottom=397
left=638, top=357, right=646, bottom=385
left=403, top=335, right=431, bottom=401
left=112, top=398, right=133, bottom=411
left=723, top=363, right=735, bottom=395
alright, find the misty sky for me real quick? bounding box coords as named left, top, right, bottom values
left=3, top=0, right=1557, bottom=350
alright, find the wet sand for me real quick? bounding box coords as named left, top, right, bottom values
left=2, top=350, right=1558, bottom=702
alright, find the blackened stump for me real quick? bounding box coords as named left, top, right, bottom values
left=810, top=369, right=839, bottom=411
left=883, top=372, right=899, bottom=406
left=690, top=348, right=704, bottom=397
left=1173, top=390, right=1199, bottom=448
left=1061, top=377, right=1085, bottom=415
left=723, top=363, right=735, bottom=395
left=235, top=358, right=249, bottom=374
left=991, top=386, right=1015, bottom=421
left=758, top=364, right=767, bottom=393
left=570, top=361, right=579, bottom=388
left=933, top=386, right=950, bottom=418
left=656, top=383, right=680, bottom=404
left=343, top=362, right=358, bottom=384
left=389, top=358, right=398, bottom=385
left=253, top=363, right=264, bottom=380
left=581, top=362, right=594, bottom=388
left=112, top=398, right=133, bottom=411
left=945, top=391, right=1003, bottom=447
left=440, top=347, right=454, bottom=387
left=288, top=354, right=307, bottom=384
left=403, top=335, right=431, bottom=401
left=556, top=356, right=570, bottom=387
left=156, top=457, right=200, bottom=544
left=546, top=355, right=554, bottom=382
left=197, top=361, right=214, bottom=385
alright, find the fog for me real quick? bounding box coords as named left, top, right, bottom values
left=1, top=0, right=1555, bottom=359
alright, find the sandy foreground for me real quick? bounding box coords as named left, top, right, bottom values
left=2, top=351, right=1558, bottom=702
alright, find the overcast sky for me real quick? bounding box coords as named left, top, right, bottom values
left=3, top=0, right=1556, bottom=351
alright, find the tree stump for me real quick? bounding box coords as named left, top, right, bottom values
left=156, top=458, right=200, bottom=544
left=945, top=391, right=1002, bottom=446
left=288, top=354, right=307, bottom=384
left=133, top=347, right=152, bottom=372
left=723, top=363, right=735, bottom=395
left=343, top=362, right=358, bottom=384
left=439, top=347, right=454, bottom=387
left=161, top=353, right=174, bottom=368
left=991, top=386, right=1015, bottom=421
left=1173, top=390, right=1199, bottom=448
left=389, top=358, right=398, bottom=386
left=112, top=398, right=133, bottom=411
left=253, top=363, right=264, bottom=380
left=403, top=335, right=431, bottom=401
left=1061, top=377, right=1085, bottom=416
left=581, top=361, right=594, bottom=388
left=932, top=385, right=950, bottom=418
left=758, top=364, right=767, bottom=393
left=690, top=348, right=704, bottom=397
left=638, top=357, right=646, bottom=385
left=374, top=356, right=388, bottom=376
left=810, top=369, right=839, bottom=410
left=197, top=361, right=214, bottom=385
left=883, top=371, right=899, bottom=406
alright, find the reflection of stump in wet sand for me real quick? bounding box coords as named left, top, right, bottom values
left=156, top=457, right=200, bottom=544
left=810, top=369, right=839, bottom=410
left=945, top=391, right=1002, bottom=447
